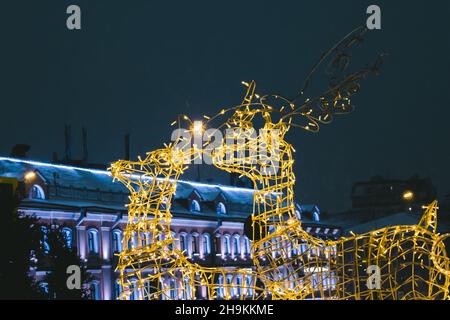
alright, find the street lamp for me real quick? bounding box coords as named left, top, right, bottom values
left=24, top=171, right=36, bottom=181
left=403, top=190, right=414, bottom=201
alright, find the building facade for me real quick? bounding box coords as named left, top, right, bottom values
left=0, top=156, right=342, bottom=300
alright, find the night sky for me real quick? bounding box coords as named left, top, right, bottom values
left=1, top=1, right=449, bottom=212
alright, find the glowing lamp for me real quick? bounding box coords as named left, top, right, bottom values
left=403, top=191, right=414, bottom=201
left=192, top=121, right=204, bottom=134
left=24, top=171, right=36, bottom=181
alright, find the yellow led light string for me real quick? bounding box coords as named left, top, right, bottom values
left=109, top=27, right=450, bottom=300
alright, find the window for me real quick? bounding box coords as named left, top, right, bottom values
left=226, top=275, right=233, bottom=298
left=179, top=233, right=188, bottom=254
left=299, top=243, right=307, bottom=254
left=190, top=200, right=201, bottom=213
left=243, top=237, right=251, bottom=256
left=214, top=235, right=221, bottom=255
left=129, top=278, right=140, bottom=300
left=143, top=280, right=152, bottom=300
left=168, top=231, right=176, bottom=250
left=39, top=281, right=49, bottom=295
left=232, top=235, right=240, bottom=257
left=202, top=234, right=211, bottom=256
left=89, top=281, right=101, bottom=300
left=223, top=235, right=231, bottom=256
left=182, top=278, right=192, bottom=300
left=169, top=278, right=177, bottom=300
left=217, top=275, right=224, bottom=298
left=62, top=227, right=73, bottom=249
left=295, top=209, right=301, bottom=220
left=235, top=276, right=242, bottom=297
left=30, top=184, right=45, bottom=200
left=191, top=234, right=199, bottom=255
left=41, top=226, right=50, bottom=254
left=216, top=202, right=227, bottom=215
left=160, top=196, right=169, bottom=210
left=127, top=232, right=137, bottom=250
left=245, top=275, right=254, bottom=297
left=114, top=281, right=122, bottom=299
left=112, top=229, right=123, bottom=253
left=313, top=211, right=320, bottom=222
left=87, top=228, right=99, bottom=255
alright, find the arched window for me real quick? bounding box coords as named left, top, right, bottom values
left=313, top=211, right=320, bottom=222
left=39, top=281, right=49, bottom=295
left=62, top=227, right=73, bottom=249
left=129, top=278, right=140, bottom=300
left=30, top=184, right=45, bottom=200
left=216, top=202, right=227, bottom=215
left=226, top=275, right=233, bottom=298
left=160, top=196, right=169, bottom=210
left=217, top=275, right=224, bottom=298
left=143, top=280, right=152, bottom=300
left=89, top=281, right=101, bottom=300
left=112, top=229, right=123, bottom=253
left=243, top=236, right=251, bottom=256
left=41, top=225, right=50, bottom=254
left=190, top=200, right=201, bottom=213
left=87, top=228, right=99, bottom=255
left=169, top=278, right=177, bottom=300
left=182, top=277, right=192, bottom=300
left=295, top=209, right=302, bottom=220
left=191, top=234, right=199, bottom=255
left=127, top=232, right=137, bottom=250
left=292, top=242, right=298, bottom=256
left=232, top=235, right=240, bottom=257
left=214, top=235, right=221, bottom=255
left=114, top=280, right=122, bottom=299
left=235, top=276, right=242, bottom=297
left=223, top=235, right=231, bottom=256
left=179, top=233, right=188, bottom=254
left=168, top=231, right=176, bottom=251
left=245, top=275, right=254, bottom=297
left=202, top=234, right=211, bottom=256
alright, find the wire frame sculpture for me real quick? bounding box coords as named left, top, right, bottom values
left=109, top=27, right=450, bottom=300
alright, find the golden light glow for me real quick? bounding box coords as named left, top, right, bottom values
left=192, top=120, right=204, bottom=134
left=403, top=190, right=414, bottom=201
left=24, top=171, right=36, bottom=181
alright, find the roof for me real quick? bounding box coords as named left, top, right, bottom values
left=0, top=157, right=259, bottom=221
left=324, top=210, right=450, bottom=235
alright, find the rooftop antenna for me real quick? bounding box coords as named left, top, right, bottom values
left=82, top=126, right=88, bottom=163
left=64, top=124, right=72, bottom=161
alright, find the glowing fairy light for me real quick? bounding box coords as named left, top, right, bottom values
left=192, top=121, right=204, bottom=134
left=109, top=27, right=449, bottom=300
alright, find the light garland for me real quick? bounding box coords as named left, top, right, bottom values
left=109, top=27, right=450, bottom=300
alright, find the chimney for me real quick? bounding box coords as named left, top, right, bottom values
left=64, top=125, right=72, bottom=161
left=82, top=126, right=88, bottom=163
left=10, top=144, right=30, bottom=158
left=124, top=133, right=130, bottom=160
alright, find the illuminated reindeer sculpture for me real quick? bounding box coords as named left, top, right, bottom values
left=110, top=28, right=450, bottom=300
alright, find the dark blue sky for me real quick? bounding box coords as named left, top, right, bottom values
left=1, top=1, right=449, bottom=212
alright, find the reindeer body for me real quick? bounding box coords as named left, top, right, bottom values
left=109, top=79, right=450, bottom=300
